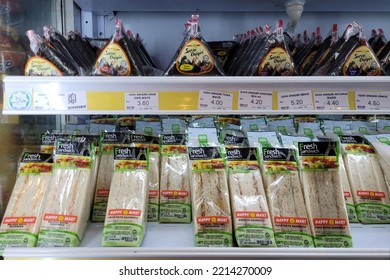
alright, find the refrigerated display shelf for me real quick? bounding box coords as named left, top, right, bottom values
left=2, top=223, right=389, bottom=260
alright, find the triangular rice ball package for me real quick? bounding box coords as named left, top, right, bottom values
left=164, top=15, right=225, bottom=76
left=92, top=19, right=144, bottom=76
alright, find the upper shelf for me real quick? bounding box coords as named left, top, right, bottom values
left=74, top=0, right=390, bottom=15
left=3, top=76, right=390, bottom=115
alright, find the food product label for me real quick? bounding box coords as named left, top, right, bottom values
left=37, top=229, right=81, bottom=247
left=195, top=231, right=233, bottom=247
left=258, top=47, right=294, bottom=76
left=24, top=56, right=63, bottom=76
left=235, top=226, right=276, bottom=247
left=262, top=148, right=298, bottom=173
left=314, top=234, right=353, bottom=248
left=102, top=223, right=144, bottom=247
left=311, top=217, right=352, bottom=248
left=95, top=43, right=131, bottom=76
left=346, top=203, right=359, bottom=223
left=238, top=90, right=273, bottom=110
left=314, top=91, right=349, bottom=110
left=355, top=92, right=390, bottom=111
left=355, top=203, right=390, bottom=223
left=147, top=203, right=159, bottom=222
left=0, top=232, right=37, bottom=248
left=159, top=202, right=191, bottom=223
left=226, top=147, right=259, bottom=172
left=278, top=91, right=314, bottom=110
left=176, top=39, right=214, bottom=75
left=343, top=46, right=381, bottom=76
left=130, top=134, right=160, bottom=152
left=339, top=135, right=375, bottom=155
left=298, top=141, right=339, bottom=170
left=189, top=147, right=225, bottom=171
left=198, top=90, right=233, bottom=111
left=19, top=152, right=53, bottom=175
left=161, top=134, right=187, bottom=155
left=274, top=232, right=314, bottom=248
left=113, top=147, right=149, bottom=171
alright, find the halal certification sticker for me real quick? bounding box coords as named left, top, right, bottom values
left=7, top=89, right=32, bottom=110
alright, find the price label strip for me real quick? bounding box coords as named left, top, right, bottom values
left=314, top=91, right=349, bottom=110
left=278, top=90, right=314, bottom=110
left=238, top=90, right=273, bottom=110
left=125, top=92, right=159, bottom=111
left=198, top=90, right=233, bottom=110
left=355, top=91, right=390, bottom=111
left=33, top=90, right=87, bottom=111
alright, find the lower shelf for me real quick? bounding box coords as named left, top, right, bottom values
left=3, top=222, right=390, bottom=259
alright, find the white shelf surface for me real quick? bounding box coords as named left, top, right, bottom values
left=3, top=223, right=390, bottom=260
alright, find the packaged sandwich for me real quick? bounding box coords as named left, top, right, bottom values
left=189, top=146, right=233, bottom=247
left=37, top=137, right=95, bottom=247
left=92, top=132, right=129, bottom=222
left=340, top=135, right=390, bottom=223
left=130, top=133, right=160, bottom=222
left=102, top=147, right=149, bottom=247
left=159, top=134, right=191, bottom=223
left=0, top=152, right=53, bottom=249
left=261, top=147, right=314, bottom=247
left=226, top=147, right=276, bottom=247
left=297, top=140, right=352, bottom=247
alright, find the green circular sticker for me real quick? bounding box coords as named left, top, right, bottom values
left=8, top=90, right=32, bottom=110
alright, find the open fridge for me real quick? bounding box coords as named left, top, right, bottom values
left=0, top=0, right=390, bottom=259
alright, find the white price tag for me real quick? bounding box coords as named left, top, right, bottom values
left=278, top=91, right=313, bottom=110
left=198, top=90, right=233, bottom=110
left=314, top=91, right=349, bottom=110
left=33, top=90, right=87, bottom=111
left=125, top=92, right=159, bottom=111
left=355, top=92, right=390, bottom=111
left=238, top=90, right=273, bottom=110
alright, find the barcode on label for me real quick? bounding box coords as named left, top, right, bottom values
left=121, top=236, right=137, bottom=242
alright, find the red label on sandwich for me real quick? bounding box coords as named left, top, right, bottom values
left=97, top=189, right=109, bottom=196
left=161, top=190, right=189, bottom=197
left=313, top=218, right=347, bottom=226
left=108, top=209, right=141, bottom=217
left=2, top=216, right=37, bottom=224
left=197, top=216, right=229, bottom=225
left=357, top=190, right=385, bottom=198
left=149, top=190, right=158, bottom=197
left=274, top=216, right=308, bottom=225
left=344, top=191, right=351, bottom=198
left=235, top=211, right=268, bottom=219
left=44, top=214, right=78, bottom=223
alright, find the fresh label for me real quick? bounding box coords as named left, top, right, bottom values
left=278, top=91, right=313, bottom=110
left=298, top=142, right=338, bottom=170
left=199, top=90, right=233, bottom=110
left=343, top=46, right=381, bottom=76
left=355, top=92, right=390, bottom=111
left=113, top=147, right=149, bottom=171
left=226, top=147, right=258, bottom=162
left=238, top=90, right=273, bottom=110
left=176, top=39, right=214, bottom=75
left=314, top=92, right=349, bottom=110
left=25, top=57, right=63, bottom=76
left=340, top=135, right=375, bottom=155
left=125, top=92, right=159, bottom=111
left=95, top=43, right=131, bottom=76
left=258, top=47, right=294, bottom=76
left=262, top=148, right=298, bottom=173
